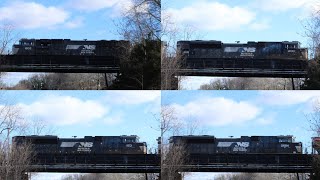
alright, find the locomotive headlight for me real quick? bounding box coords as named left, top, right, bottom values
left=139, top=145, right=147, bottom=154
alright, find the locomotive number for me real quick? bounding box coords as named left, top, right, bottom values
left=25, top=47, right=32, bottom=50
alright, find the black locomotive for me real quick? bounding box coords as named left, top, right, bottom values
left=13, top=135, right=147, bottom=154
left=177, top=40, right=308, bottom=69
left=12, top=39, right=129, bottom=56
left=170, top=135, right=302, bottom=154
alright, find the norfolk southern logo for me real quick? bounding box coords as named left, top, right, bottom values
left=77, top=142, right=93, bottom=152
left=224, top=47, right=256, bottom=57
left=66, top=45, right=96, bottom=55
left=233, top=142, right=249, bottom=152
left=66, top=45, right=96, bottom=50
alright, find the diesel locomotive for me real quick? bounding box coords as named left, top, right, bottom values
left=177, top=40, right=308, bottom=69
left=170, top=135, right=302, bottom=154
left=12, top=39, right=129, bottom=56
left=13, top=135, right=147, bottom=154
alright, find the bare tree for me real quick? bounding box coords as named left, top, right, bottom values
left=199, top=77, right=303, bottom=90
left=61, top=173, right=147, bottom=180
left=305, top=100, right=320, bottom=179
left=0, top=23, right=18, bottom=88
left=161, top=4, right=208, bottom=90
left=0, top=23, right=16, bottom=55
left=306, top=100, right=320, bottom=136
left=161, top=43, right=184, bottom=90
left=117, top=0, right=160, bottom=43
left=7, top=73, right=114, bottom=90
left=302, top=4, right=320, bottom=59
left=215, top=173, right=305, bottom=180
left=157, top=106, right=184, bottom=179
left=0, top=95, right=32, bottom=180
left=155, top=106, right=206, bottom=179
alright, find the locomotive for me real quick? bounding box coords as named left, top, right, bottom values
left=13, top=135, right=147, bottom=154
left=12, top=38, right=129, bottom=56
left=177, top=40, right=308, bottom=68
left=170, top=135, right=302, bottom=154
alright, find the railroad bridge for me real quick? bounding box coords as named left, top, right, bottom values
left=0, top=55, right=120, bottom=73
left=29, top=153, right=313, bottom=173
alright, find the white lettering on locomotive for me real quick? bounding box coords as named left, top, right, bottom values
left=218, top=141, right=249, bottom=152
left=217, top=142, right=234, bottom=147
left=60, top=142, right=77, bottom=147
left=77, top=142, right=93, bottom=152
left=79, top=142, right=93, bottom=148
left=66, top=45, right=96, bottom=50
left=236, top=142, right=249, bottom=147
left=281, top=144, right=290, bottom=148
left=224, top=47, right=256, bottom=53
left=233, top=142, right=250, bottom=152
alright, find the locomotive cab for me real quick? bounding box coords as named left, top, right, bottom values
left=12, top=39, right=36, bottom=55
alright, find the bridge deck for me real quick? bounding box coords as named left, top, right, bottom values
left=177, top=58, right=308, bottom=78
left=0, top=55, right=120, bottom=73
left=29, top=154, right=313, bottom=173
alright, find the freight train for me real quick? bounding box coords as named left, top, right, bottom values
left=177, top=40, right=308, bottom=69
left=12, top=39, right=129, bottom=56
left=13, top=135, right=147, bottom=154
left=169, top=135, right=302, bottom=154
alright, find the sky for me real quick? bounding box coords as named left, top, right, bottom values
left=0, top=90, right=160, bottom=180
left=161, top=90, right=320, bottom=180
left=0, top=0, right=134, bottom=85
left=162, top=0, right=319, bottom=89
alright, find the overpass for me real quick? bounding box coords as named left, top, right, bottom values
left=176, top=58, right=308, bottom=78
left=29, top=153, right=313, bottom=173
left=179, top=154, right=313, bottom=173
left=0, top=55, right=120, bottom=73
left=30, top=154, right=160, bottom=173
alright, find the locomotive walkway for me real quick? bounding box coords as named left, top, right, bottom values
left=0, top=55, right=120, bottom=73
left=29, top=153, right=313, bottom=173
left=176, top=58, right=308, bottom=78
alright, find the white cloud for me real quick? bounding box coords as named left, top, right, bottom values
left=0, top=1, right=69, bottom=29
left=67, top=0, right=135, bottom=13
left=104, top=91, right=161, bottom=105
left=18, top=96, right=109, bottom=125
left=251, top=0, right=317, bottom=12
left=65, top=17, right=84, bottom=29
left=170, top=97, right=261, bottom=126
left=257, top=91, right=320, bottom=106
left=249, top=21, right=270, bottom=31
left=255, top=113, right=276, bottom=125
left=165, top=1, right=256, bottom=31
left=103, top=113, right=124, bottom=125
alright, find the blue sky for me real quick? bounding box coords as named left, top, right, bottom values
left=0, top=0, right=130, bottom=40
left=162, top=90, right=320, bottom=180
left=162, top=0, right=318, bottom=89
